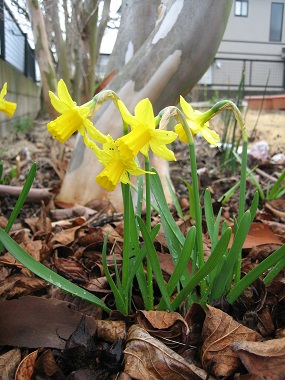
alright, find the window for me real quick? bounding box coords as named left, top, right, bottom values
left=270, top=3, right=284, bottom=42
left=235, top=0, right=248, bottom=17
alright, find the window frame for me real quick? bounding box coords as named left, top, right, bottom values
left=269, top=2, right=284, bottom=42
left=235, top=0, right=249, bottom=17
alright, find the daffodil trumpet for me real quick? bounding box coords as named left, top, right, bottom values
left=0, top=83, right=17, bottom=117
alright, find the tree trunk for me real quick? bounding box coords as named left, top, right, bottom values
left=26, top=0, right=57, bottom=116
left=57, top=0, right=233, bottom=209
left=50, top=1, right=70, bottom=87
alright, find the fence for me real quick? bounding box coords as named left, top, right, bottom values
left=200, top=58, right=285, bottom=90
left=0, top=0, right=36, bottom=81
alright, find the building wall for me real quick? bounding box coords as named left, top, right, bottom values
left=200, top=0, right=285, bottom=92
left=0, top=59, right=41, bottom=137
left=220, top=0, right=285, bottom=59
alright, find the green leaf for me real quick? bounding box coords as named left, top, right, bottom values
left=209, top=211, right=252, bottom=302
left=170, top=227, right=232, bottom=311
left=0, top=228, right=110, bottom=313
left=137, top=216, right=172, bottom=311
left=227, top=243, right=285, bottom=303
left=150, top=169, right=185, bottom=247
left=0, top=160, right=3, bottom=182
left=249, top=191, right=259, bottom=223
left=1, top=162, right=37, bottom=254
left=157, top=226, right=196, bottom=310
left=166, top=176, right=184, bottom=218
left=267, top=169, right=285, bottom=200
left=101, top=231, right=127, bottom=314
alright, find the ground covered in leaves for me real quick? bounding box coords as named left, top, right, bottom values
left=0, top=110, right=285, bottom=379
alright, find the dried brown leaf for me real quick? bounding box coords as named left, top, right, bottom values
left=264, top=199, right=285, bottom=219
left=34, top=349, right=62, bottom=377
left=0, top=296, right=98, bottom=349
left=0, top=348, right=21, bottom=380
left=234, top=337, right=285, bottom=380
left=137, top=310, right=190, bottom=350
left=184, top=303, right=206, bottom=346
left=201, top=305, right=262, bottom=378
left=124, top=324, right=215, bottom=380
left=97, top=320, right=126, bottom=342
left=230, top=222, right=282, bottom=249
left=15, top=349, right=39, bottom=380
left=0, top=273, right=46, bottom=300
left=53, top=251, right=88, bottom=281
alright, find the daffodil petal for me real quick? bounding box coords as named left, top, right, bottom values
left=119, top=172, right=131, bottom=185
left=174, top=123, right=189, bottom=143
left=199, top=127, right=220, bottom=146
left=57, top=79, right=76, bottom=109
left=49, top=91, right=70, bottom=114
left=134, top=98, right=155, bottom=128
left=0, top=83, right=7, bottom=99
left=117, top=100, right=140, bottom=128
left=149, top=141, right=176, bottom=161
left=151, top=129, right=178, bottom=144
left=83, top=117, right=107, bottom=143
left=180, top=95, right=195, bottom=118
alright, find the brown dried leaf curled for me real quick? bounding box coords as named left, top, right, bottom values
left=137, top=310, right=190, bottom=350
left=124, top=324, right=215, bottom=380
left=202, top=305, right=262, bottom=378
left=234, top=337, right=285, bottom=380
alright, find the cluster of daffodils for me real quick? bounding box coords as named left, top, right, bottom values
left=47, top=80, right=220, bottom=191
left=0, top=83, right=17, bottom=118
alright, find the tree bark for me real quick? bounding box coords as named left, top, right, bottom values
left=26, top=0, right=57, bottom=116
left=50, top=1, right=70, bottom=87
left=57, top=0, right=233, bottom=209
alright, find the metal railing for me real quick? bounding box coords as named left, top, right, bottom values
left=200, top=58, right=285, bottom=90
left=0, top=0, right=36, bottom=82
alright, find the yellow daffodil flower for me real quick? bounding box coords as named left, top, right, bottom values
left=175, top=96, right=220, bottom=146
left=0, top=83, right=17, bottom=117
left=116, top=98, right=177, bottom=161
left=84, top=134, right=151, bottom=192
left=47, top=80, right=106, bottom=144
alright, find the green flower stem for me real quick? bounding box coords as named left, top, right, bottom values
left=121, top=183, right=131, bottom=311
left=234, top=139, right=248, bottom=283
left=175, top=109, right=206, bottom=297
left=89, top=90, right=121, bottom=118
left=145, top=156, right=154, bottom=310
left=201, top=100, right=247, bottom=285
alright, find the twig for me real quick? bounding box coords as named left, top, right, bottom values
left=0, top=185, right=53, bottom=203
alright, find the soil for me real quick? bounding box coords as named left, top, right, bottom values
left=212, top=109, right=285, bottom=153
left=0, top=110, right=285, bottom=379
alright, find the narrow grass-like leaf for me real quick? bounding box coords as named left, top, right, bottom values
left=227, top=243, right=285, bottom=303
left=0, top=228, right=110, bottom=313
left=135, top=173, right=144, bottom=218
left=204, top=189, right=215, bottom=242
left=137, top=216, right=172, bottom=311
left=157, top=226, right=196, bottom=310
left=180, top=177, right=195, bottom=219
left=150, top=169, right=185, bottom=246
left=210, top=211, right=252, bottom=301
left=218, top=180, right=240, bottom=204
left=166, top=176, right=184, bottom=218
left=249, top=191, right=259, bottom=223
left=0, top=160, right=3, bottom=182
left=126, top=224, right=161, bottom=305
left=101, top=231, right=126, bottom=314
left=263, top=255, right=285, bottom=285
left=126, top=186, right=149, bottom=308
left=170, top=227, right=232, bottom=311
left=267, top=169, right=285, bottom=200
left=5, top=162, right=37, bottom=234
